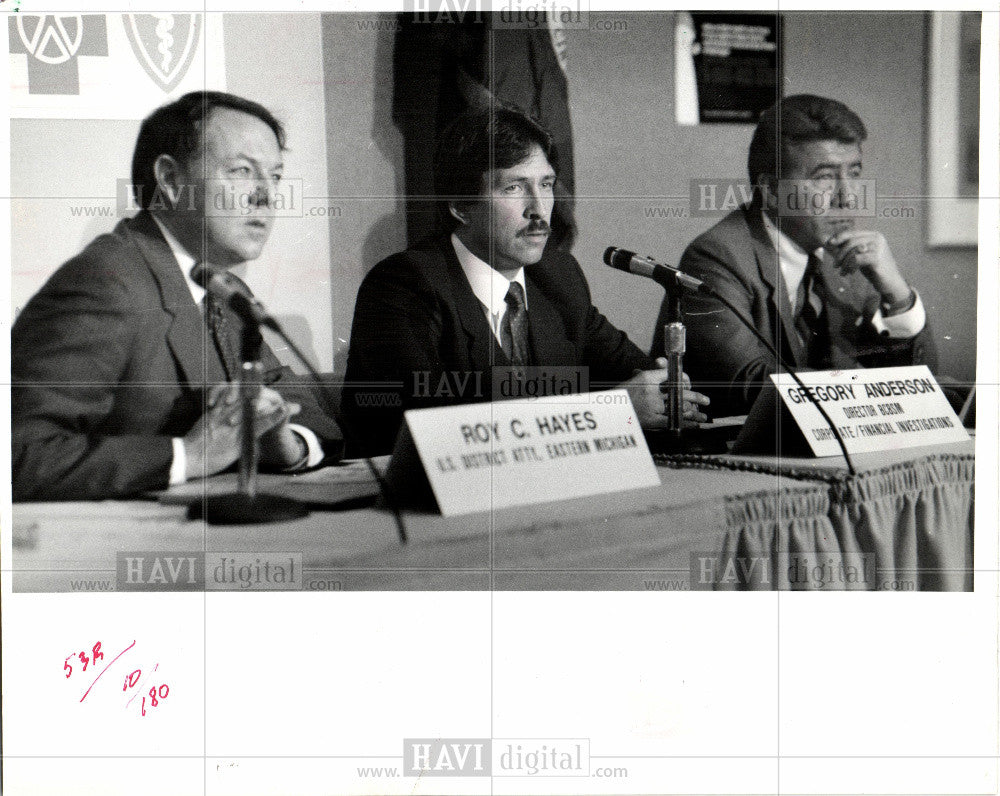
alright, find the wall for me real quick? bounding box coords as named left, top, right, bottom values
left=320, top=13, right=408, bottom=373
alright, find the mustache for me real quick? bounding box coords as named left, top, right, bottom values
left=519, top=222, right=550, bottom=235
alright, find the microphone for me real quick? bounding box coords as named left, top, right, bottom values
left=604, top=244, right=857, bottom=474
left=190, top=263, right=279, bottom=331
left=187, top=264, right=409, bottom=541
left=603, top=247, right=707, bottom=293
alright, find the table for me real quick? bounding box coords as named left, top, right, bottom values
left=10, top=441, right=975, bottom=592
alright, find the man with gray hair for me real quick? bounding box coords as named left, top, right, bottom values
left=654, top=94, right=937, bottom=417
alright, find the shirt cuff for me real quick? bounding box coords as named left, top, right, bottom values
left=170, top=437, right=188, bottom=485
left=286, top=424, right=325, bottom=470
left=871, top=290, right=926, bottom=338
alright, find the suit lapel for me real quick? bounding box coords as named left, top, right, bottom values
left=439, top=237, right=509, bottom=367
left=439, top=237, right=576, bottom=370
left=524, top=271, right=576, bottom=366
left=125, top=211, right=220, bottom=384
left=745, top=206, right=807, bottom=366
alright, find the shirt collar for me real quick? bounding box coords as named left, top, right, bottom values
left=150, top=213, right=203, bottom=304
left=451, top=233, right=528, bottom=314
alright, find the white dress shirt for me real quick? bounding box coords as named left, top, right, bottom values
left=151, top=215, right=323, bottom=485
left=451, top=233, right=528, bottom=344
left=760, top=211, right=925, bottom=338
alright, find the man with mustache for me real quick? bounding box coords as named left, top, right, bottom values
left=344, top=106, right=709, bottom=455
left=653, top=94, right=937, bottom=417
left=12, top=91, right=342, bottom=501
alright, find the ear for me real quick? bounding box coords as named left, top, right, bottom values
left=448, top=201, right=471, bottom=226
left=152, top=154, right=187, bottom=208
left=757, top=172, right=779, bottom=212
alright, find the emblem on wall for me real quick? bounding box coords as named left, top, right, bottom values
left=123, top=14, right=202, bottom=93
left=8, top=14, right=108, bottom=94
left=8, top=13, right=224, bottom=118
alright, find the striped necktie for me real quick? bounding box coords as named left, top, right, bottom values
left=205, top=290, right=241, bottom=380
left=499, top=281, right=530, bottom=366
left=794, top=253, right=826, bottom=367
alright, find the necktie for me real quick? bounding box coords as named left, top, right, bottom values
left=205, top=291, right=241, bottom=380
left=794, top=254, right=827, bottom=367
left=499, top=281, right=530, bottom=366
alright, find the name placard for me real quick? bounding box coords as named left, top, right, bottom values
left=762, top=365, right=968, bottom=456
left=388, top=390, right=660, bottom=516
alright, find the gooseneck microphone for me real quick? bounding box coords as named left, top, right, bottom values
left=191, top=263, right=279, bottom=331
left=604, top=246, right=857, bottom=474
left=189, top=263, right=409, bottom=541
left=603, top=247, right=707, bottom=294
left=605, top=248, right=693, bottom=439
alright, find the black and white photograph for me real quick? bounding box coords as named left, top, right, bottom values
left=2, top=3, right=997, bottom=795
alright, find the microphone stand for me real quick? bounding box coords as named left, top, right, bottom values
left=188, top=313, right=310, bottom=524
left=603, top=249, right=856, bottom=471
left=661, top=286, right=685, bottom=440
left=648, top=272, right=724, bottom=455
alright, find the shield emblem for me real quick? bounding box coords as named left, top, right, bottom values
left=123, top=13, right=201, bottom=92
left=16, top=15, right=84, bottom=65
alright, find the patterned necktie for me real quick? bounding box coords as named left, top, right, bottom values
left=499, top=281, right=530, bottom=366
left=205, top=291, right=241, bottom=380
left=794, top=253, right=826, bottom=367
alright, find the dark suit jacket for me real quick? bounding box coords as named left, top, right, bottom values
left=12, top=211, right=341, bottom=502
left=652, top=203, right=938, bottom=417
left=342, top=236, right=652, bottom=455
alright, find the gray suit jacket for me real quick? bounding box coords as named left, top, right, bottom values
left=652, top=202, right=937, bottom=416
left=13, top=211, right=341, bottom=501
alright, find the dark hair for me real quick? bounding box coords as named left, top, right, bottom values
left=433, top=106, right=558, bottom=232
left=131, top=91, right=286, bottom=209
left=747, top=94, right=867, bottom=188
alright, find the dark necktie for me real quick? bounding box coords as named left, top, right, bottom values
left=499, top=281, right=530, bottom=366
left=205, top=291, right=241, bottom=380
left=794, top=253, right=827, bottom=367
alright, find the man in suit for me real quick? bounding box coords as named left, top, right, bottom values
left=343, top=107, right=709, bottom=455
left=653, top=94, right=937, bottom=417
left=13, top=91, right=341, bottom=502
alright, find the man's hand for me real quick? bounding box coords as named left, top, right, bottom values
left=182, top=384, right=296, bottom=480
left=621, top=359, right=710, bottom=428
left=257, top=387, right=306, bottom=469
left=824, top=229, right=912, bottom=307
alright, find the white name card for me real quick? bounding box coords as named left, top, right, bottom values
left=392, top=390, right=660, bottom=516
left=773, top=365, right=969, bottom=456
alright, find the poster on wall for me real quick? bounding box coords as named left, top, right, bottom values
left=7, top=13, right=225, bottom=119
left=675, top=11, right=780, bottom=125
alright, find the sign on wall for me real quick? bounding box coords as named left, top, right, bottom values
left=8, top=13, right=225, bottom=118
left=675, top=11, right=780, bottom=125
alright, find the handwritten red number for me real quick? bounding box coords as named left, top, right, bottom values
left=123, top=669, right=141, bottom=691
left=64, top=641, right=103, bottom=679
left=140, top=683, right=169, bottom=716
